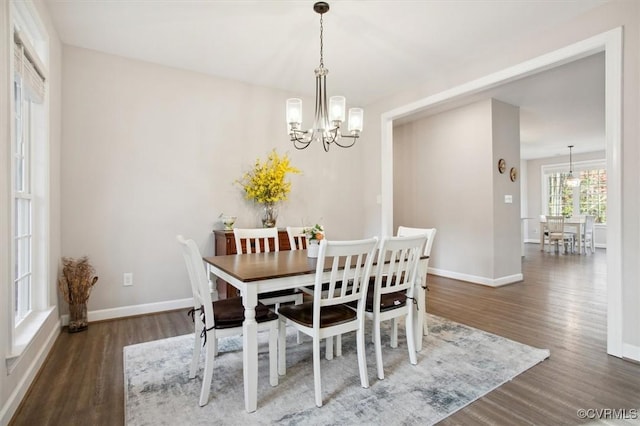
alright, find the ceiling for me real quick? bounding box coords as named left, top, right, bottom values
left=43, top=0, right=608, bottom=159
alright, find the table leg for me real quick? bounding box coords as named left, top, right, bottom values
left=242, top=290, right=258, bottom=413
left=577, top=223, right=582, bottom=254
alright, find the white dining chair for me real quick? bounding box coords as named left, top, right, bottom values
left=365, top=234, right=427, bottom=380
left=277, top=237, right=378, bottom=407
left=234, top=228, right=304, bottom=310
left=580, top=215, right=596, bottom=254
left=397, top=226, right=437, bottom=336
left=286, top=226, right=308, bottom=250
left=545, top=215, right=574, bottom=254
left=176, top=235, right=279, bottom=406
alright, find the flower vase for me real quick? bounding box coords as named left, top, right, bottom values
left=261, top=203, right=278, bottom=228
left=307, top=241, right=320, bottom=258
left=68, top=302, right=88, bottom=333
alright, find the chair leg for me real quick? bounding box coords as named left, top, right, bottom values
left=356, top=325, right=370, bottom=389
left=374, top=319, right=385, bottom=380
left=325, top=336, right=334, bottom=360
left=278, top=318, right=287, bottom=376
left=189, top=328, right=201, bottom=379
left=390, top=318, right=398, bottom=348
left=268, top=322, right=278, bottom=387
left=423, top=311, right=429, bottom=336
left=199, top=337, right=216, bottom=407
left=406, top=310, right=417, bottom=366
left=336, top=335, right=342, bottom=357
left=313, top=337, right=323, bottom=407
left=296, top=294, right=304, bottom=344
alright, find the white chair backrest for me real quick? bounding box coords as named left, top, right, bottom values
left=234, top=227, right=279, bottom=254
left=286, top=226, right=308, bottom=250
left=177, top=235, right=214, bottom=327
left=545, top=215, right=565, bottom=233
left=373, top=234, right=427, bottom=299
left=313, top=238, right=378, bottom=321
left=396, top=226, right=437, bottom=257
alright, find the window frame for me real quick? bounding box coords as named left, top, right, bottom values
left=8, top=1, right=52, bottom=360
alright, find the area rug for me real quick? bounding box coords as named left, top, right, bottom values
left=124, top=314, right=549, bottom=425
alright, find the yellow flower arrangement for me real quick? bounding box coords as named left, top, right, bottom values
left=237, top=149, right=301, bottom=204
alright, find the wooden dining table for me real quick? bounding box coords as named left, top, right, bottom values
left=203, top=249, right=428, bottom=413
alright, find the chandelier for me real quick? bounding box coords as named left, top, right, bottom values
left=566, top=145, right=581, bottom=188
left=286, top=2, right=363, bottom=152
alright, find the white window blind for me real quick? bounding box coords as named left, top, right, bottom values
left=14, top=31, right=46, bottom=104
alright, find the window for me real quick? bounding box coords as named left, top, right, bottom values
left=544, top=161, right=607, bottom=223
left=13, top=72, right=34, bottom=325
left=9, top=2, right=51, bottom=357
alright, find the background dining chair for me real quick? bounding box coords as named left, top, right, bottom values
left=233, top=228, right=304, bottom=310
left=397, top=226, right=437, bottom=336
left=176, top=235, right=278, bottom=406
left=545, top=215, right=574, bottom=254
left=580, top=215, right=596, bottom=254
left=277, top=237, right=378, bottom=407
left=286, top=226, right=308, bottom=250
left=365, top=234, right=427, bottom=380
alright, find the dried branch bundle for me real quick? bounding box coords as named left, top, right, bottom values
left=58, top=256, right=99, bottom=305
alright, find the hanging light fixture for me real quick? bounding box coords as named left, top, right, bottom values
left=286, top=2, right=363, bottom=152
left=566, top=145, right=581, bottom=188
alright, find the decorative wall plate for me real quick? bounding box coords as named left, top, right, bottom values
left=510, top=167, right=518, bottom=182
left=498, top=158, right=506, bottom=174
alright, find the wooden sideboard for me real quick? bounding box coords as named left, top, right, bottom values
left=212, top=229, right=292, bottom=298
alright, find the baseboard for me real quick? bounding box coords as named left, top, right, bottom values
left=428, top=267, right=523, bottom=287
left=0, top=318, right=61, bottom=426
left=60, top=298, right=193, bottom=326
left=622, top=343, right=640, bottom=363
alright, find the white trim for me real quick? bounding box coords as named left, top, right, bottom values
left=428, top=267, right=522, bottom=287
left=541, top=158, right=605, bottom=175
left=622, top=343, right=640, bottom=363
left=381, top=28, right=623, bottom=357
left=0, top=318, right=60, bottom=426
left=60, top=298, right=193, bottom=325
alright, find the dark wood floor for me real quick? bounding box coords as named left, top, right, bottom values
left=10, top=245, right=640, bottom=425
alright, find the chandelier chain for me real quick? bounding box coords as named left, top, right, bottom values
left=319, top=14, right=324, bottom=68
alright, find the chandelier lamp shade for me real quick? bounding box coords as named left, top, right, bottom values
left=566, top=145, right=581, bottom=188
left=286, top=2, right=363, bottom=152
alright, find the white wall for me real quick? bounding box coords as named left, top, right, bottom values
left=394, top=100, right=493, bottom=279
left=491, top=100, right=521, bottom=279
left=61, top=46, right=368, bottom=314
left=393, top=98, right=521, bottom=285
left=0, top=1, right=62, bottom=423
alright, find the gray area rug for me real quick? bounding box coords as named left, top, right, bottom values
left=124, top=314, right=549, bottom=425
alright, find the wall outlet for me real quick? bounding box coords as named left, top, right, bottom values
left=504, top=195, right=513, bottom=204
left=123, top=272, right=133, bottom=287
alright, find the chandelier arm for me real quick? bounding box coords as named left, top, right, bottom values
left=333, top=135, right=358, bottom=148
left=291, top=134, right=313, bottom=150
